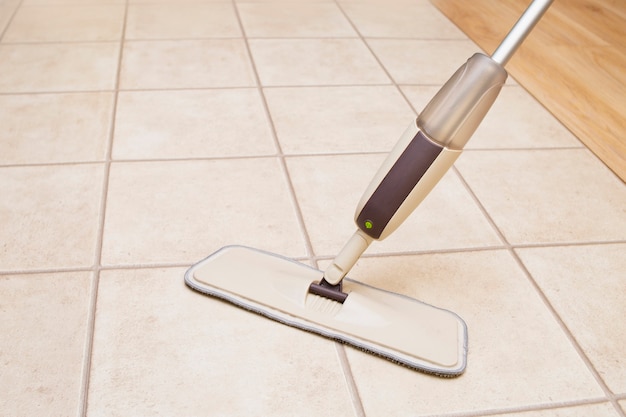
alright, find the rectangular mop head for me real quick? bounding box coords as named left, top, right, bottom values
left=186, top=245, right=468, bottom=377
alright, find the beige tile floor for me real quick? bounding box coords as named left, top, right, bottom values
left=1, top=1, right=625, bottom=416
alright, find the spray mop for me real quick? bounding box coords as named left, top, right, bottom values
left=185, top=0, right=553, bottom=376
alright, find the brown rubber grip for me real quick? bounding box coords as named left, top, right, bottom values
left=356, top=131, right=443, bottom=239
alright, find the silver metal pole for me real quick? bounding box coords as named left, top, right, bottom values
left=491, top=0, right=554, bottom=66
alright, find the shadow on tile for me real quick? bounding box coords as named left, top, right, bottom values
left=338, top=251, right=603, bottom=416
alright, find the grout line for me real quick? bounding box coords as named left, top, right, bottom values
left=0, top=146, right=596, bottom=170
left=1, top=39, right=127, bottom=46
left=335, top=343, right=367, bottom=417
left=0, top=90, right=115, bottom=96
left=509, top=239, right=626, bottom=250
left=3, top=240, right=624, bottom=279
left=452, top=164, right=624, bottom=412
left=317, top=3, right=405, bottom=414
left=311, top=245, right=509, bottom=263
left=461, top=146, right=586, bottom=151
left=78, top=269, right=100, bottom=417
left=0, top=160, right=110, bottom=169
left=333, top=0, right=406, bottom=112
left=0, top=267, right=95, bottom=277
left=0, top=36, right=483, bottom=46
left=0, top=35, right=481, bottom=47
left=94, top=263, right=200, bottom=271
left=232, top=0, right=365, bottom=414
left=0, top=83, right=410, bottom=96
left=123, top=36, right=360, bottom=42
left=0, top=263, right=221, bottom=278
left=77, top=2, right=129, bottom=416
left=421, top=397, right=614, bottom=417
left=230, top=0, right=317, bottom=261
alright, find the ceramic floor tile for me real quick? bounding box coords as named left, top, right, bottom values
left=0, top=93, right=113, bottom=165
left=339, top=250, right=603, bottom=416
left=367, top=39, right=481, bottom=85
left=0, top=43, right=119, bottom=93
left=264, top=85, right=414, bottom=154
left=0, top=164, right=103, bottom=271
left=339, top=0, right=465, bottom=39
left=126, top=3, right=240, bottom=40
left=0, top=271, right=90, bottom=416
left=119, top=39, right=255, bottom=89
left=286, top=154, right=502, bottom=257
left=113, top=89, right=275, bottom=160
left=455, top=149, right=626, bottom=245
left=485, top=403, right=620, bottom=417
left=517, top=243, right=626, bottom=393
left=249, top=39, right=390, bottom=86
left=88, top=267, right=355, bottom=416
left=101, top=159, right=306, bottom=266
left=402, top=85, right=582, bottom=149
left=3, top=4, right=124, bottom=42
left=238, top=2, right=356, bottom=38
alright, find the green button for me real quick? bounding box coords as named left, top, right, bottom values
left=364, top=220, right=373, bottom=229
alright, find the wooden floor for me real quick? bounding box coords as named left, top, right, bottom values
left=432, top=0, right=626, bottom=182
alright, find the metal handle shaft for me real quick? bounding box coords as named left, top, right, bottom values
left=491, top=0, right=553, bottom=66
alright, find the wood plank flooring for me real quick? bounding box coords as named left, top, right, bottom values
left=432, top=0, right=626, bottom=182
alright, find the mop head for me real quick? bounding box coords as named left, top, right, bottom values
left=185, top=246, right=468, bottom=377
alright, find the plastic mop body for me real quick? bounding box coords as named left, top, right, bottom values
left=185, top=0, right=553, bottom=376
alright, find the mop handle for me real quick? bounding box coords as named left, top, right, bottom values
left=491, top=0, right=554, bottom=66
left=319, top=0, right=554, bottom=287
